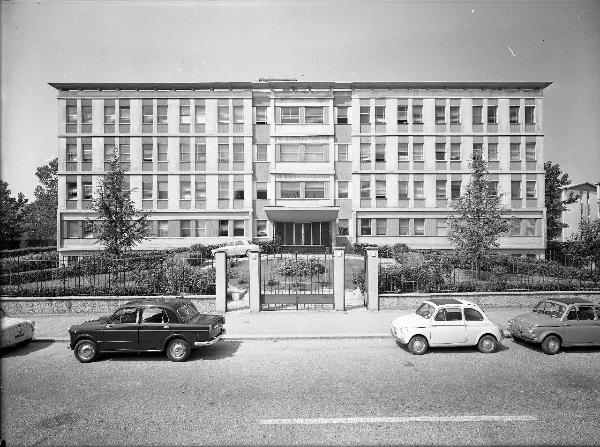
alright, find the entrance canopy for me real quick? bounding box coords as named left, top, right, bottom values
left=264, top=206, right=340, bottom=222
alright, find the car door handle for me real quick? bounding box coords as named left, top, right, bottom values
left=163, top=325, right=170, bottom=329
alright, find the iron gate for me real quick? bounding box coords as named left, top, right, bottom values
left=260, top=253, right=334, bottom=310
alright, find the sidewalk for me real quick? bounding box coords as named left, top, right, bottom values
left=17, top=307, right=520, bottom=342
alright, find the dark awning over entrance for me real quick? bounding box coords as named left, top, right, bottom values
left=264, top=206, right=339, bottom=222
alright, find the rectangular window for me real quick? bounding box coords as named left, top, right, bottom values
left=436, top=180, right=447, bottom=199
left=104, top=105, right=115, bottom=124
left=413, top=143, right=424, bottom=161
left=376, top=218, right=387, bottom=235
left=142, top=103, right=153, bottom=124
left=414, top=181, right=424, bottom=199
left=82, top=179, right=93, bottom=200
left=256, top=220, right=267, bottom=237
left=435, top=105, right=445, bottom=124
left=180, top=177, right=191, bottom=200
left=118, top=140, right=130, bottom=162
left=450, top=143, right=461, bottom=161
left=360, top=180, right=370, bottom=199
left=280, top=182, right=300, bottom=199
left=526, top=181, right=537, bottom=199
left=360, top=106, right=370, bottom=124
left=305, top=182, right=325, bottom=199
left=180, top=142, right=190, bottom=162
left=473, top=143, right=483, bottom=161
left=256, top=182, right=267, bottom=200
left=157, top=105, right=168, bottom=124
left=180, top=105, right=191, bottom=124
left=338, top=181, right=348, bottom=199
left=233, top=220, right=245, bottom=236
left=374, top=105, right=385, bottom=124
left=337, top=219, right=349, bottom=236
left=472, top=106, right=483, bottom=125
left=219, top=220, right=229, bottom=237
left=399, top=218, right=409, bottom=236
left=412, top=105, right=423, bottom=124
left=66, top=143, right=78, bottom=162
left=280, top=107, right=300, bottom=124
left=143, top=143, right=153, bottom=162
left=511, top=219, right=521, bottom=236
left=195, top=176, right=206, bottom=200
left=510, top=106, right=520, bottom=124
left=488, top=181, right=499, bottom=196
left=435, top=143, right=446, bottom=161
left=179, top=220, right=192, bottom=237
left=436, top=219, right=448, bottom=237
left=525, top=219, right=536, bottom=236
left=256, top=144, right=267, bottom=161
left=157, top=221, right=169, bottom=238
left=279, top=144, right=301, bottom=162
left=360, top=218, right=371, bottom=236
left=233, top=177, right=244, bottom=199
left=375, top=144, right=385, bottom=162
left=255, top=106, right=267, bottom=124
left=218, top=178, right=229, bottom=199
left=218, top=143, right=229, bottom=163
left=82, top=104, right=92, bottom=124
left=233, top=143, right=244, bottom=162
left=218, top=105, right=230, bottom=125
left=525, top=142, right=536, bottom=161
left=337, top=144, right=348, bottom=161
left=487, top=105, right=497, bottom=124
left=233, top=106, right=244, bottom=124
left=360, top=143, right=371, bottom=163
left=195, top=140, right=206, bottom=163
left=511, top=181, right=521, bottom=199
left=397, top=105, right=408, bottom=124
left=398, top=143, right=409, bottom=161
left=119, top=105, right=130, bottom=124
left=66, top=105, right=78, bottom=124
left=336, top=107, right=348, bottom=124
left=488, top=143, right=498, bottom=161
left=450, top=105, right=460, bottom=124
left=305, top=107, right=324, bottom=124
left=82, top=142, right=92, bottom=162
left=158, top=141, right=168, bottom=162
left=398, top=181, right=409, bottom=199
left=195, top=220, right=206, bottom=237
left=414, top=219, right=425, bottom=236
left=375, top=180, right=386, bottom=199
left=525, top=105, right=535, bottom=124
left=195, top=104, right=206, bottom=124
left=104, top=142, right=115, bottom=161
left=142, top=176, right=153, bottom=199
left=157, top=177, right=168, bottom=200
left=510, top=143, right=521, bottom=161
left=451, top=180, right=461, bottom=199
left=304, top=144, right=325, bottom=162
left=66, top=221, right=80, bottom=238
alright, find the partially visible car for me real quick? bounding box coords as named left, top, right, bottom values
left=68, top=298, right=225, bottom=363
left=211, top=240, right=260, bottom=257
left=508, top=298, right=600, bottom=355
left=0, top=308, right=35, bottom=349
left=391, top=298, right=503, bottom=355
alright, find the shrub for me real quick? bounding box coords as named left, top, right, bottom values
left=353, top=243, right=377, bottom=256
left=189, top=243, right=223, bottom=259
left=0, top=246, right=56, bottom=259
left=274, top=258, right=326, bottom=277
left=252, top=236, right=281, bottom=254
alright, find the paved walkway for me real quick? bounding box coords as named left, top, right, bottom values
left=16, top=307, right=522, bottom=342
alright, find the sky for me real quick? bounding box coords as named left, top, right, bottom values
left=1, top=0, right=599, bottom=199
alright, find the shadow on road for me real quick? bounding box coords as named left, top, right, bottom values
left=0, top=341, right=55, bottom=358
left=101, top=340, right=243, bottom=362
left=394, top=339, right=510, bottom=355
left=511, top=337, right=600, bottom=355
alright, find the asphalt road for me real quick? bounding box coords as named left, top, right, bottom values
left=1, top=338, right=599, bottom=446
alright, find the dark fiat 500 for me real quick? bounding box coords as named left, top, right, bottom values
left=508, top=298, right=600, bottom=355
left=68, top=298, right=225, bottom=363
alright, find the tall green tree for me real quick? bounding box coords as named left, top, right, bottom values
left=0, top=180, right=28, bottom=249
left=89, top=152, right=150, bottom=257
left=544, top=161, right=579, bottom=241
left=448, top=157, right=511, bottom=278
left=567, top=219, right=600, bottom=273
left=22, top=158, right=58, bottom=245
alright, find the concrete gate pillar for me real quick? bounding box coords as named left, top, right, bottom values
left=214, top=249, right=227, bottom=314
left=248, top=248, right=261, bottom=313
left=333, top=247, right=346, bottom=311
left=365, top=247, right=379, bottom=311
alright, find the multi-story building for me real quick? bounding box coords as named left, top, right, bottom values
left=50, top=81, right=551, bottom=259
left=560, top=182, right=599, bottom=241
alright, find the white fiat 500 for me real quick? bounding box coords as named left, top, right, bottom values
left=0, top=308, right=35, bottom=349
left=391, top=298, right=503, bottom=355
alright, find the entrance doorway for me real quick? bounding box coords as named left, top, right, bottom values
left=275, top=221, right=331, bottom=248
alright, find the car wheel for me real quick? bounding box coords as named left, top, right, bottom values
left=166, top=338, right=191, bottom=362
left=408, top=335, right=428, bottom=355
left=477, top=335, right=498, bottom=353
left=74, top=340, right=98, bottom=363
left=541, top=335, right=561, bottom=355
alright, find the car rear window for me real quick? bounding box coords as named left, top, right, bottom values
left=176, top=303, right=199, bottom=322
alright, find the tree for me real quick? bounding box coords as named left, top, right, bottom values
left=448, top=157, right=511, bottom=278
left=567, top=219, right=600, bottom=273
left=90, top=152, right=150, bottom=257
left=544, top=161, right=579, bottom=241
left=22, top=158, right=58, bottom=246
left=0, top=180, right=28, bottom=249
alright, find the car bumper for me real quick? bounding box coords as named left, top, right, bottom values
left=194, top=329, right=225, bottom=347
left=390, top=327, right=406, bottom=344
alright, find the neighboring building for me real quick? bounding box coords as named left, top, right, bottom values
left=560, top=182, right=600, bottom=241
left=50, top=81, right=551, bottom=259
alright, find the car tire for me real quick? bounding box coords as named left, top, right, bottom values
left=166, top=338, right=191, bottom=362
left=407, top=335, right=428, bottom=355
left=74, top=339, right=99, bottom=363
left=477, top=334, right=498, bottom=353
left=541, top=335, right=561, bottom=355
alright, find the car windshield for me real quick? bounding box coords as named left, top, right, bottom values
left=416, top=303, right=435, bottom=319
left=533, top=301, right=566, bottom=318
left=176, top=302, right=200, bottom=322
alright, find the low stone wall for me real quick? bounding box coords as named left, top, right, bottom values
left=0, top=295, right=216, bottom=314
left=379, top=291, right=600, bottom=310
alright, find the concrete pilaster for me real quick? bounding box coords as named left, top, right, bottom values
left=365, top=247, right=379, bottom=311
left=214, top=250, right=227, bottom=313
left=333, top=247, right=345, bottom=311
left=248, top=249, right=261, bottom=312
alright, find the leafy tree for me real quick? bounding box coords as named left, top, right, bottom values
left=544, top=161, right=579, bottom=241
left=89, top=152, right=150, bottom=257
left=0, top=180, right=28, bottom=249
left=22, top=158, right=58, bottom=245
left=448, top=157, right=511, bottom=278
left=566, top=219, right=600, bottom=274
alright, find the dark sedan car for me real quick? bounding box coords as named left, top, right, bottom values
left=508, top=298, right=600, bottom=354
left=68, top=298, right=225, bottom=363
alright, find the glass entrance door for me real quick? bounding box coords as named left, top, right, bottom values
left=275, top=222, right=331, bottom=246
